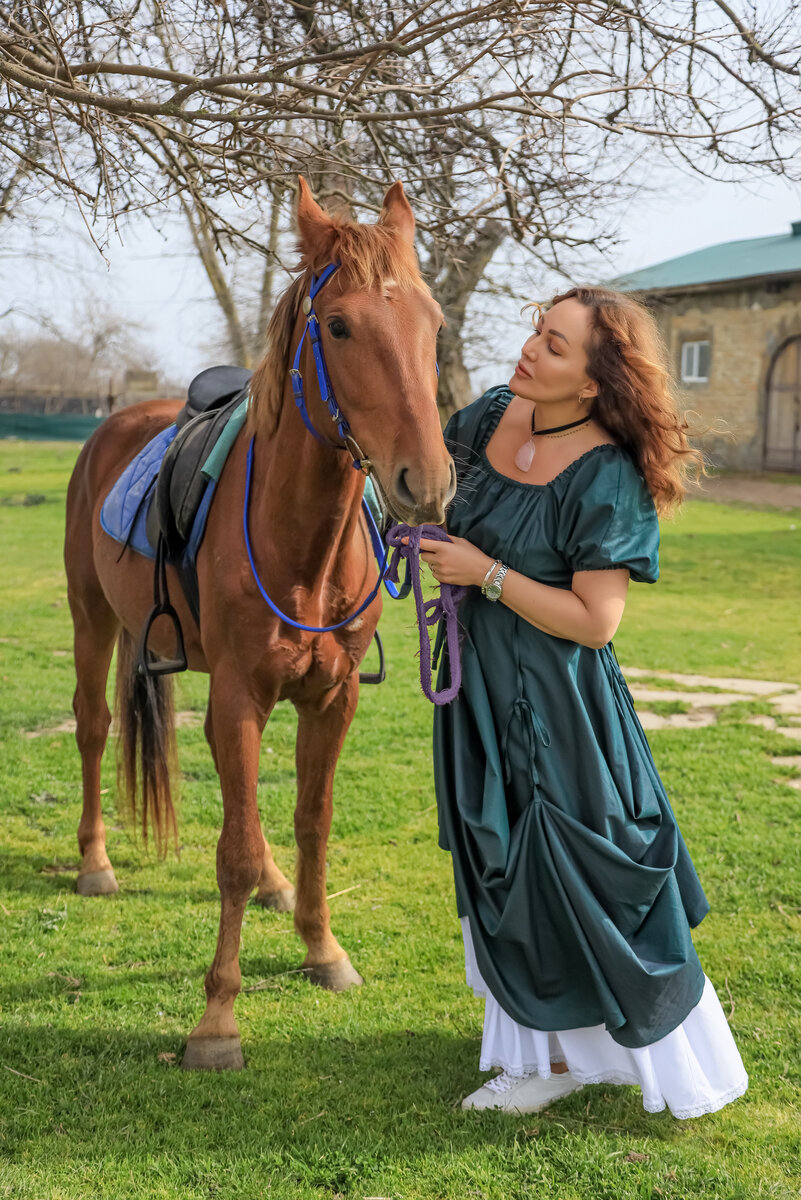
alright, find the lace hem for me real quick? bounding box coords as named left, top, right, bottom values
left=479, top=1052, right=574, bottom=1079
left=657, top=1076, right=749, bottom=1120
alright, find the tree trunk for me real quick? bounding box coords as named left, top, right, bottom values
left=180, top=195, right=252, bottom=367
left=255, top=185, right=286, bottom=359
left=436, top=326, right=473, bottom=425
left=435, top=220, right=506, bottom=424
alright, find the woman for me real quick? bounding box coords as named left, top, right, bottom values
left=422, top=286, right=748, bottom=1117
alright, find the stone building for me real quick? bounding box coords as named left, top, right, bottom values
left=613, top=222, right=801, bottom=472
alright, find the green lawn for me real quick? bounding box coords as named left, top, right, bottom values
left=1, top=441, right=800, bottom=1200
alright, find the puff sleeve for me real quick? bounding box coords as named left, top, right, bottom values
left=557, top=450, right=660, bottom=584
left=444, top=386, right=512, bottom=457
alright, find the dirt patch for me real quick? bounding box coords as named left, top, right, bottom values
left=24, top=711, right=203, bottom=739
left=690, top=474, right=801, bottom=510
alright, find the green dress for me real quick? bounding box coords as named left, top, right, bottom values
left=433, top=387, right=709, bottom=1050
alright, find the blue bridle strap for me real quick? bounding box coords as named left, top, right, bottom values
left=360, top=493, right=406, bottom=600
left=289, top=263, right=366, bottom=468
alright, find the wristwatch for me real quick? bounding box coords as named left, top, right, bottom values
left=484, top=562, right=509, bottom=602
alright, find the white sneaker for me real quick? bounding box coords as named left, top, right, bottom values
left=461, top=1069, right=583, bottom=1113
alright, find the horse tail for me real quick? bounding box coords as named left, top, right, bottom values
left=114, top=627, right=178, bottom=858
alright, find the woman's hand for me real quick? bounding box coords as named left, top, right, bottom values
left=418, top=535, right=493, bottom=588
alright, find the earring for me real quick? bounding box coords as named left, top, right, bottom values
left=578, top=393, right=585, bottom=404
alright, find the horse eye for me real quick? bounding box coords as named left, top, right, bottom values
left=328, top=318, right=350, bottom=340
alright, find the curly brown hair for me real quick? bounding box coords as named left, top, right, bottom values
left=547, top=285, right=703, bottom=514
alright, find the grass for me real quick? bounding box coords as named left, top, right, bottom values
left=620, top=501, right=801, bottom=682
left=633, top=699, right=692, bottom=716
left=0, top=441, right=800, bottom=1199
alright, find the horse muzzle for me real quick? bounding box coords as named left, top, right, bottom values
left=387, top=459, right=457, bottom=526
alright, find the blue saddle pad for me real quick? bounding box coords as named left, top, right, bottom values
left=100, top=424, right=178, bottom=559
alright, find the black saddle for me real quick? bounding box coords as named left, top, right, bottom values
left=146, top=385, right=249, bottom=562
left=176, top=365, right=253, bottom=428
left=136, top=366, right=251, bottom=676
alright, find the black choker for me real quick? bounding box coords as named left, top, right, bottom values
left=534, top=413, right=591, bottom=436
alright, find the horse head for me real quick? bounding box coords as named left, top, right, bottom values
left=251, top=179, right=456, bottom=526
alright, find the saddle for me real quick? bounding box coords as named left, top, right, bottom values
left=131, top=366, right=251, bottom=676
left=147, top=365, right=252, bottom=560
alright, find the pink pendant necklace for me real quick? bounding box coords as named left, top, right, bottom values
left=514, top=410, right=591, bottom=472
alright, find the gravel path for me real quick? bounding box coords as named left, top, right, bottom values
left=622, top=666, right=801, bottom=789
left=690, top=474, right=801, bottom=510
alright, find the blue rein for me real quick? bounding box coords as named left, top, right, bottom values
left=244, top=263, right=405, bottom=634
left=243, top=438, right=391, bottom=633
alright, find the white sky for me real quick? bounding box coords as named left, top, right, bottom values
left=4, top=170, right=800, bottom=395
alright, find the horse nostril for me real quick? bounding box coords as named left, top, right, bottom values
left=394, top=467, right=415, bottom=508
left=448, top=460, right=457, bottom=500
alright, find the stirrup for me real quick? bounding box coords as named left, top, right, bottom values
left=136, top=601, right=188, bottom=677
left=136, top=537, right=189, bottom=677
left=358, top=629, right=386, bottom=685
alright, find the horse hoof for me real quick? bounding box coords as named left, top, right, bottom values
left=181, top=1035, right=244, bottom=1072
left=253, top=887, right=295, bottom=913
left=76, top=868, right=119, bottom=896
left=305, top=958, right=364, bottom=992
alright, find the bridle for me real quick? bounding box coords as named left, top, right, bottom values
left=243, top=262, right=409, bottom=634
left=289, top=262, right=374, bottom=475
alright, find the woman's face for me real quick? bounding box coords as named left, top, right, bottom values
left=509, top=297, right=598, bottom=407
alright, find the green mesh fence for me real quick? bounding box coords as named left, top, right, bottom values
left=0, top=413, right=105, bottom=441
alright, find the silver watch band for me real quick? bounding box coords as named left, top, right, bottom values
left=485, top=563, right=509, bottom=600
left=480, top=559, right=501, bottom=595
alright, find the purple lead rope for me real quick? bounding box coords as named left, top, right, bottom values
left=385, top=524, right=467, bottom=705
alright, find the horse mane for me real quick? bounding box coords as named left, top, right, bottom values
left=248, top=218, right=427, bottom=436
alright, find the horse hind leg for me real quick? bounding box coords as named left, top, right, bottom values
left=69, top=586, right=121, bottom=896
left=204, top=696, right=295, bottom=913
left=253, top=848, right=296, bottom=913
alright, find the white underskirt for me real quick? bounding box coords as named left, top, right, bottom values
left=461, top=918, right=748, bottom=1120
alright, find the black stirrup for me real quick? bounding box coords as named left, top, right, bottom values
left=136, top=538, right=188, bottom=677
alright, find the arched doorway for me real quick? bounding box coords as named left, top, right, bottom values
left=764, top=336, right=801, bottom=472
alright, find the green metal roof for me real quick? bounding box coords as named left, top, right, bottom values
left=611, top=222, right=801, bottom=293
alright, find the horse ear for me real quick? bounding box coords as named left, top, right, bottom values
left=379, top=181, right=415, bottom=246
left=296, top=177, right=337, bottom=264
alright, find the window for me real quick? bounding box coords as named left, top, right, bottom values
left=680, top=340, right=711, bottom=383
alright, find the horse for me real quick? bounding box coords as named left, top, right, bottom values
left=63, top=179, right=455, bottom=1070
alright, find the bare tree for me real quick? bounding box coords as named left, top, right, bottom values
left=2, top=1, right=799, bottom=412
left=0, top=302, right=158, bottom=411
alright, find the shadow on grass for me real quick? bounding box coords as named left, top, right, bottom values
left=0, top=1024, right=680, bottom=1168
left=0, top=843, right=225, bottom=904
left=0, top=951, right=313, bottom=1004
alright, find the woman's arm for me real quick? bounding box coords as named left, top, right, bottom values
left=418, top=535, right=629, bottom=650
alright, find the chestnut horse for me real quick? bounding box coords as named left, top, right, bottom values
left=64, top=180, right=454, bottom=1070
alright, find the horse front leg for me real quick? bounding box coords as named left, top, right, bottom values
left=183, top=678, right=274, bottom=1071
left=204, top=694, right=295, bottom=913
left=294, top=673, right=363, bottom=992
